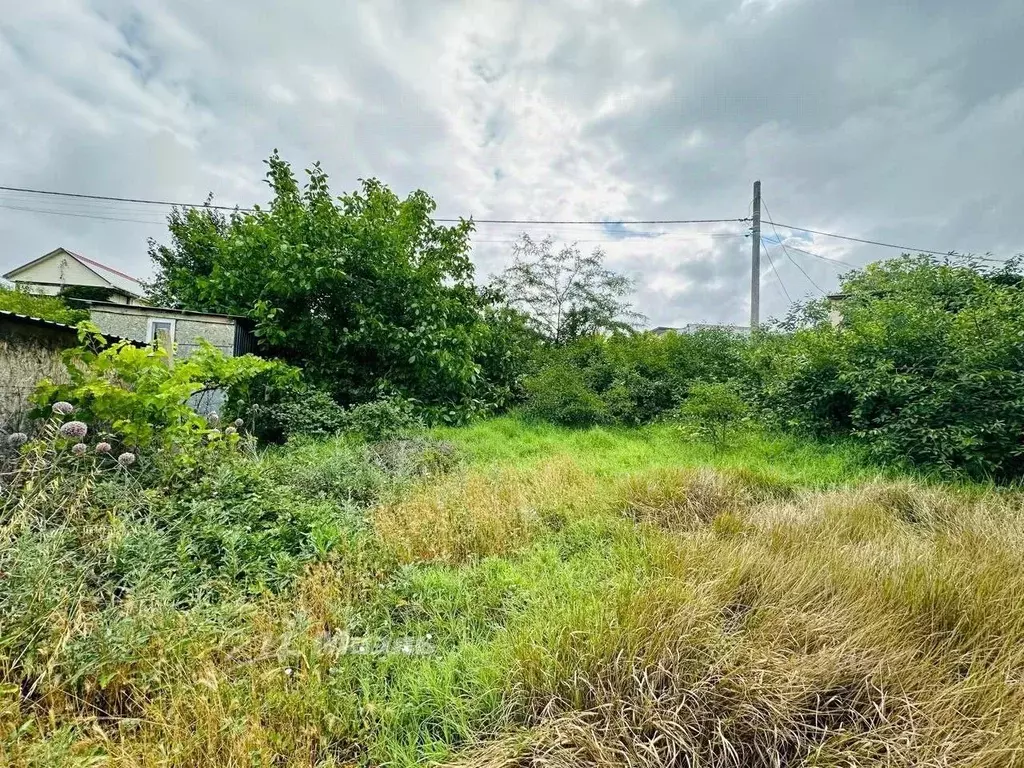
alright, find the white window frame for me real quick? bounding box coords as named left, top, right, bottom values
left=147, top=317, right=176, bottom=345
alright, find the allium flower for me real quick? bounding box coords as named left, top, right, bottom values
left=95, top=441, right=112, bottom=454
left=224, top=426, right=237, bottom=436
left=71, top=443, right=88, bottom=456
left=59, top=421, right=88, bottom=439
left=233, top=418, right=244, bottom=428
left=117, top=452, right=136, bottom=467
left=52, top=401, right=76, bottom=416
left=7, top=432, right=28, bottom=447
left=207, top=412, right=220, bottom=426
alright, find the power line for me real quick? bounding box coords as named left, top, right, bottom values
left=0, top=203, right=166, bottom=225
left=0, top=185, right=248, bottom=213
left=763, top=218, right=964, bottom=258
left=779, top=243, right=853, bottom=267
left=762, top=200, right=826, bottom=294
left=0, top=184, right=748, bottom=227
left=759, top=237, right=792, bottom=303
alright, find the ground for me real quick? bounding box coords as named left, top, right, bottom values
left=3, top=418, right=1023, bottom=766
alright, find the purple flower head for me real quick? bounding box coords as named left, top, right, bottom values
left=71, top=443, right=88, bottom=456
left=117, top=452, right=136, bottom=467
left=59, top=421, right=88, bottom=439
left=207, top=412, right=220, bottom=426
left=52, top=401, right=76, bottom=416
left=224, top=426, right=237, bottom=436
left=233, top=418, right=244, bottom=428
left=7, top=432, right=28, bottom=447
left=95, top=441, right=112, bottom=455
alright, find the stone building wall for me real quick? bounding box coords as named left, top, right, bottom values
left=0, top=320, right=73, bottom=432
left=89, top=307, right=238, bottom=357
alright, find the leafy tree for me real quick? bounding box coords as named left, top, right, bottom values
left=492, top=234, right=643, bottom=344
left=148, top=152, right=508, bottom=420
left=756, top=254, right=1024, bottom=479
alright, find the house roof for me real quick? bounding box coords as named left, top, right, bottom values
left=3, top=247, right=146, bottom=297
left=78, top=300, right=249, bottom=321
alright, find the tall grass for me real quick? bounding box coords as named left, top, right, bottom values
left=2, top=418, right=1022, bottom=766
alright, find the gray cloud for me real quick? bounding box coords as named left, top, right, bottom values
left=1, top=0, right=1021, bottom=326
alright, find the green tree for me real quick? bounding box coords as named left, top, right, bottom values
left=757, top=254, right=1024, bottom=479
left=492, top=234, right=643, bottom=344
left=148, top=152, right=507, bottom=420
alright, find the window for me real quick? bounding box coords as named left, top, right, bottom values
left=147, top=318, right=175, bottom=350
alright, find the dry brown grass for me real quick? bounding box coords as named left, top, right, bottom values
left=447, top=474, right=1024, bottom=768
left=374, top=456, right=600, bottom=563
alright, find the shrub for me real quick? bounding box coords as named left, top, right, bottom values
left=0, top=285, right=89, bottom=325
left=522, top=364, right=608, bottom=427
left=340, top=398, right=422, bottom=442
left=246, top=384, right=348, bottom=442
left=679, top=382, right=748, bottom=449
left=523, top=330, right=750, bottom=427
left=756, top=255, right=1024, bottom=479
left=30, top=332, right=277, bottom=483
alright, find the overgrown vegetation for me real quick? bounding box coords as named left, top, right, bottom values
left=519, top=254, right=1024, bottom=481
left=5, top=157, right=1023, bottom=764
left=147, top=152, right=530, bottom=422
left=4, top=410, right=1023, bottom=766
left=0, top=284, right=89, bottom=325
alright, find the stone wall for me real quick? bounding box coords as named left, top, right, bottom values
left=0, top=320, right=73, bottom=432
left=89, top=307, right=238, bottom=357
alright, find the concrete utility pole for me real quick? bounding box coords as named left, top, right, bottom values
left=750, top=180, right=761, bottom=331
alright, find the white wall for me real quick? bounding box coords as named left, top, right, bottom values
left=12, top=252, right=110, bottom=290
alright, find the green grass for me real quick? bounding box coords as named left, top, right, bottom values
left=435, top=416, right=877, bottom=486
left=4, top=417, right=1023, bottom=767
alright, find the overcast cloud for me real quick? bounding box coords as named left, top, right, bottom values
left=1, top=0, right=1022, bottom=327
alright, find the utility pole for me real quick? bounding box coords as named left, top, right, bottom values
left=750, top=180, right=761, bottom=331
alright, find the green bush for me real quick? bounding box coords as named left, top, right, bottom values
left=522, top=330, right=749, bottom=427
left=340, top=398, right=422, bottom=442
left=245, top=384, right=348, bottom=442
left=523, top=364, right=608, bottom=427
left=30, top=330, right=277, bottom=483
left=679, top=382, right=749, bottom=449
left=755, top=255, right=1024, bottom=479
left=0, top=285, right=89, bottom=325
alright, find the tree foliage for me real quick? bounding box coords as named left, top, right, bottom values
left=492, top=234, right=643, bottom=344
left=521, top=329, right=750, bottom=427
left=148, top=152, right=509, bottom=421
left=755, top=254, right=1024, bottom=479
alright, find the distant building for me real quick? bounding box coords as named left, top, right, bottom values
left=3, top=248, right=256, bottom=358
left=651, top=323, right=750, bottom=336
left=79, top=301, right=257, bottom=359
left=3, top=247, right=146, bottom=304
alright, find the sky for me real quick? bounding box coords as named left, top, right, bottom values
left=1, top=0, right=1022, bottom=328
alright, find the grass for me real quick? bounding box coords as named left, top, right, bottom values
left=3, top=417, right=1024, bottom=766
left=433, top=416, right=879, bottom=486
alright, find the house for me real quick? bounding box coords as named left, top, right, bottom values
left=0, top=310, right=134, bottom=431
left=3, top=248, right=257, bottom=359
left=651, top=324, right=750, bottom=336
left=3, top=247, right=147, bottom=305
left=78, top=301, right=258, bottom=359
